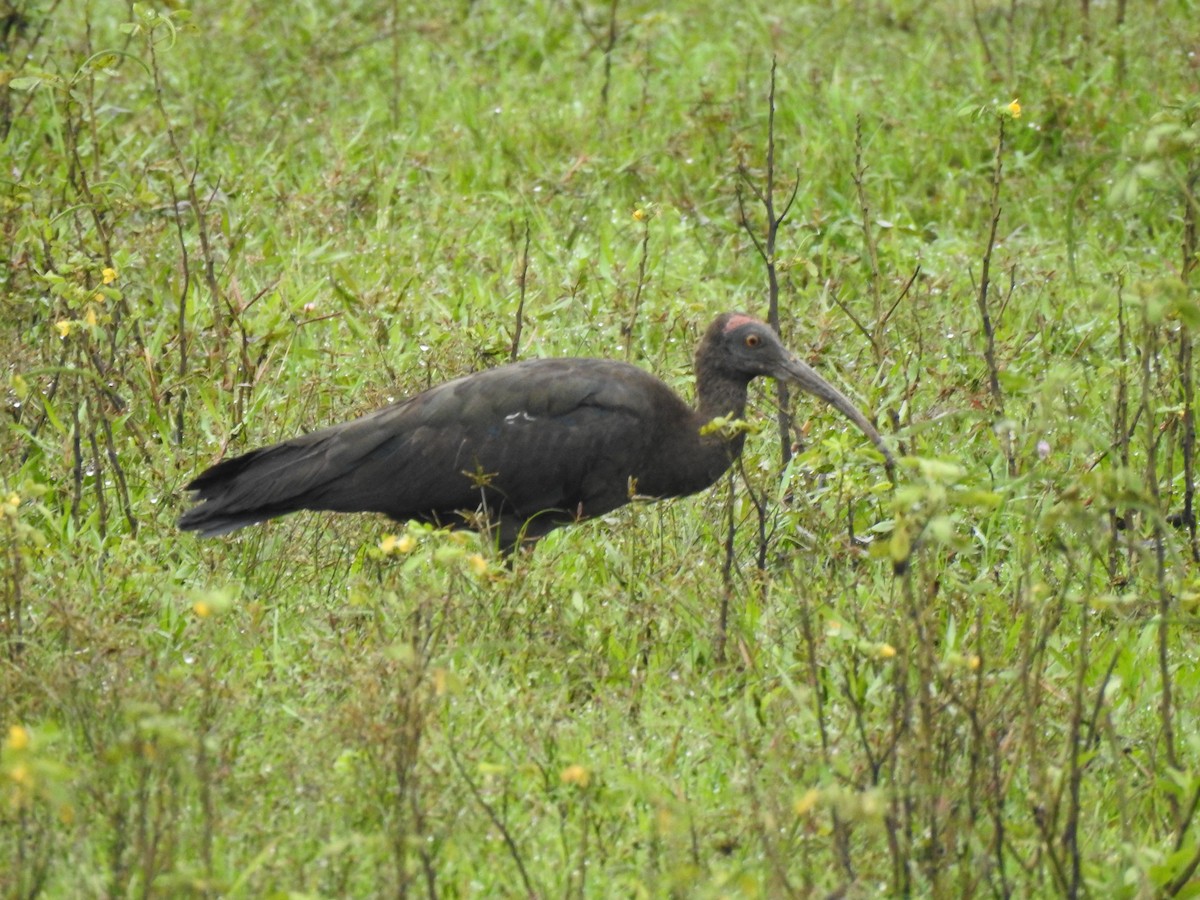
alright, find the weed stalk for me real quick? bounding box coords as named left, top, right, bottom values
left=852, top=115, right=887, bottom=363
left=737, top=56, right=801, bottom=466
left=975, top=114, right=1014, bottom=475
left=1139, top=309, right=1181, bottom=828
left=509, top=220, right=531, bottom=363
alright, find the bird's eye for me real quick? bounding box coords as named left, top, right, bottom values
left=745, top=334, right=761, bottom=348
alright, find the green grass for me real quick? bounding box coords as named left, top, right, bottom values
left=3, top=0, right=1200, bottom=895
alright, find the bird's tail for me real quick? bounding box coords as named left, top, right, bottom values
left=178, top=439, right=334, bottom=537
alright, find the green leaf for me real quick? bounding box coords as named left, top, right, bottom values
left=889, top=527, right=911, bottom=564
left=8, top=75, right=48, bottom=91
left=925, top=515, right=955, bottom=544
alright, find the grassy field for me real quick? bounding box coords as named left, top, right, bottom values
left=3, top=0, right=1200, bottom=896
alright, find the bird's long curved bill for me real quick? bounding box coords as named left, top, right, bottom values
left=779, top=354, right=896, bottom=474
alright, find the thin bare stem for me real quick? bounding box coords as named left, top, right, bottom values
left=976, top=116, right=1015, bottom=477
left=449, top=744, right=538, bottom=897
left=853, top=115, right=885, bottom=362
left=735, top=56, right=798, bottom=466
left=1180, top=169, right=1199, bottom=559
left=622, top=214, right=651, bottom=358
left=1140, top=310, right=1181, bottom=828
left=510, top=220, right=531, bottom=363
left=717, top=467, right=735, bottom=664
left=147, top=19, right=224, bottom=340
left=169, top=179, right=191, bottom=446
left=977, top=117, right=1006, bottom=418
left=600, top=0, right=619, bottom=112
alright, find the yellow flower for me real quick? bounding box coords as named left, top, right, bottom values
left=632, top=208, right=645, bottom=221
left=102, top=267, right=118, bottom=284
left=192, top=601, right=212, bottom=618
left=84, top=307, right=98, bottom=327
left=1007, top=98, right=1021, bottom=119
left=8, top=761, right=33, bottom=789
left=794, top=788, right=820, bottom=816
left=379, top=533, right=417, bottom=555
left=55, top=320, right=72, bottom=338
left=466, top=553, right=488, bottom=576
left=6, top=725, right=30, bottom=751
left=877, top=643, right=897, bottom=660
left=560, top=764, right=591, bottom=788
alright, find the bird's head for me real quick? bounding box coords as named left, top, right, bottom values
left=702, top=312, right=896, bottom=472
left=705, top=313, right=801, bottom=380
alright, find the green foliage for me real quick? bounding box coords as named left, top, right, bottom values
left=3, top=0, right=1200, bottom=895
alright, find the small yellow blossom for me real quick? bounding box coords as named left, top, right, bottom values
left=967, top=654, right=981, bottom=671
left=560, top=764, right=591, bottom=788
left=431, top=667, right=463, bottom=696
left=93, top=292, right=105, bottom=304
left=192, top=601, right=212, bottom=618
left=380, top=533, right=417, bottom=555
left=466, top=553, right=488, bottom=576
left=794, top=788, right=820, bottom=816
left=6, top=725, right=30, bottom=751
left=84, top=307, right=98, bottom=328
left=102, top=267, right=118, bottom=284
left=632, top=208, right=645, bottom=221
left=55, top=320, right=72, bottom=338
left=877, top=643, right=897, bottom=660
left=8, top=761, right=33, bottom=789
left=1, top=493, right=19, bottom=518
left=655, top=806, right=675, bottom=833
left=1007, top=99, right=1021, bottom=119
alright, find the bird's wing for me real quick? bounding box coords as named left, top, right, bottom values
left=181, top=358, right=680, bottom=534
left=313, top=358, right=672, bottom=520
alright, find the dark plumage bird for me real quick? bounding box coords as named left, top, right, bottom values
left=179, top=313, right=894, bottom=550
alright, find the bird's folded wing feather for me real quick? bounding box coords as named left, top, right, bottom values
left=184, top=358, right=675, bottom=525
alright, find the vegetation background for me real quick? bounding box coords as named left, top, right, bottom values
left=3, top=0, right=1200, bottom=896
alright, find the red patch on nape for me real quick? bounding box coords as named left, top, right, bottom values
left=722, top=313, right=760, bottom=333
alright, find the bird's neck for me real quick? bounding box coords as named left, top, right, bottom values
left=695, top=358, right=752, bottom=424
left=637, top=364, right=751, bottom=500
left=693, top=368, right=752, bottom=468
